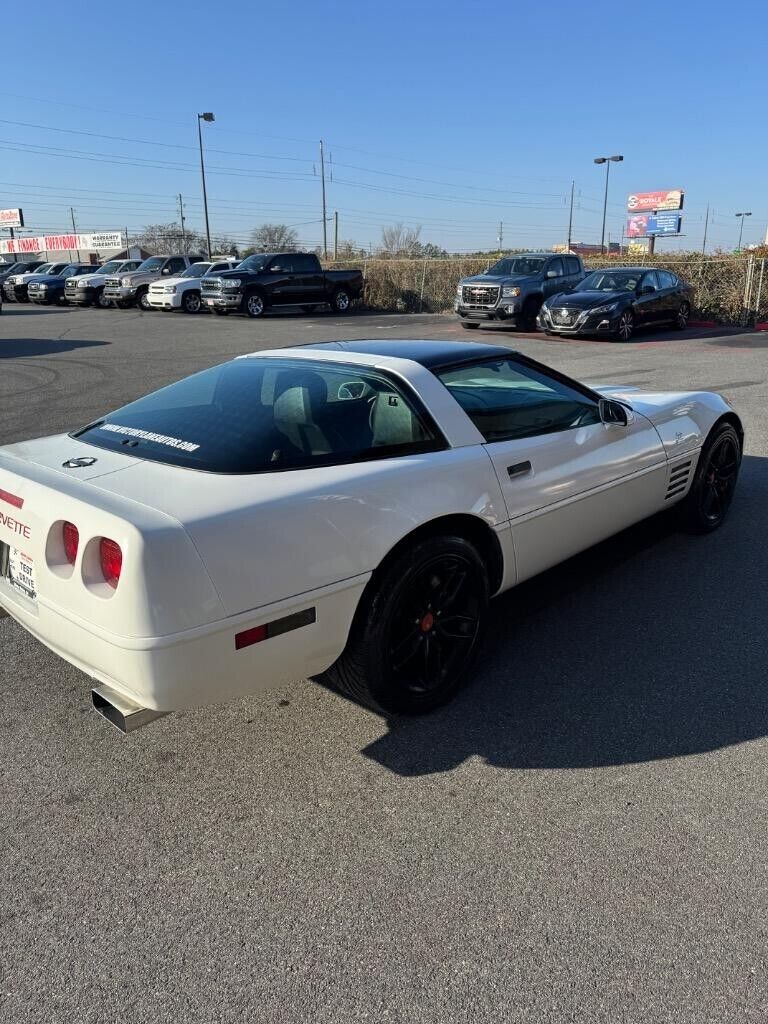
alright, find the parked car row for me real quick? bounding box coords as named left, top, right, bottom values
left=1, top=250, right=365, bottom=318
left=455, top=252, right=693, bottom=341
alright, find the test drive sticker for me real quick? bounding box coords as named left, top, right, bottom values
left=101, top=423, right=200, bottom=452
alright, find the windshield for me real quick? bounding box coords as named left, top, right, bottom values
left=56, top=265, right=79, bottom=276
left=72, top=358, right=438, bottom=473
left=135, top=256, right=165, bottom=273
left=237, top=254, right=273, bottom=272
left=179, top=263, right=211, bottom=278
left=27, top=263, right=53, bottom=275
left=97, top=261, right=123, bottom=275
left=579, top=271, right=641, bottom=293
left=485, top=257, right=546, bottom=277
left=45, top=264, right=70, bottom=275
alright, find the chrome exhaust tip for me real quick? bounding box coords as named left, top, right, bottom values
left=92, top=684, right=169, bottom=733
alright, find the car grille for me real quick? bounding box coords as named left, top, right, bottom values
left=105, top=278, right=121, bottom=288
left=461, top=284, right=499, bottom=308
left=201, top=278, right=222, bottom=296
left=550, top=306, right=580, bottom=326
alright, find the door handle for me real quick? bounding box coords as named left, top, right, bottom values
left=507, top=460, right=531, bottom=479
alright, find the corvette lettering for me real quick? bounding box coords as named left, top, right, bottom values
left=0, top=511, right=30, bottom=539
left=101, top=423, right=200, bottom=452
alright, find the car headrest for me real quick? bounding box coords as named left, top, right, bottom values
left=274, top=385, right=315, bottom=427
left=370, top=391, right=419, bottom=447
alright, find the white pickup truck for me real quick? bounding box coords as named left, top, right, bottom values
left=147, top=259, right=240, bottom=313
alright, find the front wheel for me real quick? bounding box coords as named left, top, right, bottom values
left=182, top=290, right=202, bottom=314
left=97, top=289, right=111, bottom=309
left=331, top=289, right=351, bottom=313
left=137, top=289, right=152, bottom=311
left=612, top=309, right=634, bottom=342
left=322, top=535, right=489, bottom=714
left=678, top=423, right=741, bottom=533
left=518, top=298, right=541, bottom=331
left=245, top=293, right=265, bottom=318
left=673, top=301, right=690, bottom=331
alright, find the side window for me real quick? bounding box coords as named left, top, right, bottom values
left=437, top=358, right=600, bottom=443
left=293, top=254, right=317, bottom=273
left=269, top=256, right=295, bottom=273
left=547, top=258, right=565, bottom=277
left=566, top=257, right=581, bottom=275
left=658, top=270, right=677, bottom=289
left=166, top=258, right=186, bottom=275
left=641, top=271, right=660, bottom=292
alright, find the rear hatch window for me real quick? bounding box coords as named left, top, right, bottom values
left=73, top=358, right=442, bottom=474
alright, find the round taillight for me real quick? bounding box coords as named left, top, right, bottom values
left=99, top=538, right=122, bottom=589
left=62, top=521, right=79, bottom=565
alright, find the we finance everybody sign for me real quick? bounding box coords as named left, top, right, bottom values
left=0, top=231, right=124, bottom=254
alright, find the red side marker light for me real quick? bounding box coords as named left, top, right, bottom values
left=100, top=538, right=122, bottom=589
left=0, top=487, right=23, bottom=509
left=62, top=521, right=79, bottom=565
left=235, top=624, right=268, bottom=650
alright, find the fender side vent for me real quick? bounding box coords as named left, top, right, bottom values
left=666, top=460, right=693, bottom=500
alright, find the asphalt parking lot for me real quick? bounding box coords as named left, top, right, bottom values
left=2, top=304, right=768, bottom=1023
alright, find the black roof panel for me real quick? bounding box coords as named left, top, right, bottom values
left=303, top=338, right=515, bottom=369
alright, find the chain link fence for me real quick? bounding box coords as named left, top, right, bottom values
left=326, top=254, right=768, bottom=326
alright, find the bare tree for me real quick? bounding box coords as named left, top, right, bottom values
left=136, top=221, right=206, bottom=254
left=380, top=223, right=422, bottom=256
left=248, top=224, right=299, bottom=253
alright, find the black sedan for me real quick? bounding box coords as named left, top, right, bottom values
left=538, top=267, right=692, bottom=341
left=26, top=263, right=98, bottom=305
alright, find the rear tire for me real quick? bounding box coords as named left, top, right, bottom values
left=677, top=422, right=741, bottom=533
left=331, top=289, right=351, bottom=313
left=323, top=535, right=489, bottom=715
left=461, top=321, right=480, bottom=330
left=673, top=301, right=690, bottom=331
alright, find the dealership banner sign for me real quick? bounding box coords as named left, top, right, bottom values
left=0, top=231, right=124, bottom=255
left=627, top=190, right=684, bottom=212
left=0, top=208, right=24, bottom=228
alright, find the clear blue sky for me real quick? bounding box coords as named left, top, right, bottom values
left=1, top=0, right=766, bottom=254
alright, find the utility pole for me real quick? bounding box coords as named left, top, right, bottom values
left=702, top=204, right=710, bottom=254
left=177, top=194, right=188, bottom=253
left=70, top=207, right=80, bottom=261
left=566, top=180, right=575, bottom=251
left=124, top=226, right=130, bottom=258
left=197, top=112, right=215, bottom=259
left=333, top=211, right=338, bottom=260
left=497, top=220, right=503, bottom=252
left=319, top=139, right=328, bottom=259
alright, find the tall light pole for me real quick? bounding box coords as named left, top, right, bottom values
left=594, top=155, right=623, bottom=254
left=735, top=211, right=752, bottom=252
left=197, top=112, right=215, bottom=258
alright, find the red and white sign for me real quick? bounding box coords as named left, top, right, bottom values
left=0, top=208, right=24, bottom=228
left=627, top=190, right=684, bottom=212
left=0, top=231, right=123, bottom=255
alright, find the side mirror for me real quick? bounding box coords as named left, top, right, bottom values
left=161, top=267, right=171, bottom=275
left=546, top=270, right=559, bottom=279
left=599, top=398, right=632, bottom=426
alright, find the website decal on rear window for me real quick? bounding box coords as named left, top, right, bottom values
left=101, top=423, right=200, bottom=452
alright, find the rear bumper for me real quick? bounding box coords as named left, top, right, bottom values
left=0, top=572, right=367, bottom=713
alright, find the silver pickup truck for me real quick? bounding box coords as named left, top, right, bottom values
left=455, top=252, right=585, bottom=331
left=102, top=254, right=204, bottom=310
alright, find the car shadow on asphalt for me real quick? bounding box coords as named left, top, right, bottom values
left=0, top=339, right=110, bottom=358
left=362, top=454, right=768, bottom=776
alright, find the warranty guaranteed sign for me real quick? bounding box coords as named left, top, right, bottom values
left=0, top=231, right=123, bottom=254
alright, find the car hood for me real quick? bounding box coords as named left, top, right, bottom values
left=461, top=273, right=535, bottom=286
left=25, top=273, right=66, bottom=285
left=73, top=272, right=108, bottom=286
left=546, top=289, right=628, bottom=310
left=119, top=270, right=163, bottom=284
left=150, top=274, right=190, bottom=287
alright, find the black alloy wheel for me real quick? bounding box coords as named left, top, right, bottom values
left=332, top=289, right=351, bottom=313
left=518, top=297, right=541, bottom=332
left=679, top=423, right=741, bottom=533
left=613, top=308, right=634, bottom=342
left=323, top=535, right=489, bottom=714
left=182, top=291, right=202, bottom=314
left=674, top=301, right=691, bottom=330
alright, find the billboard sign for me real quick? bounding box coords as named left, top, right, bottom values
left=0, top=231, right=124, bottom=255
left=647, top=213, right=682, bottom=236
left=627, top=190, right=684, bottom=212
left=627, top=214, right=650, bottom=238
left=0, top=208, right=24, bottom=228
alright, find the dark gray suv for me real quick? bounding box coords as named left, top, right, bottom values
left=456, top=252, right=585, bottom=331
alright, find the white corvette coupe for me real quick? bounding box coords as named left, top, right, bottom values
left=0, top=340, right=742, bottom=731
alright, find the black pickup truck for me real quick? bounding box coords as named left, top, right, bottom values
left=200, top=251, right=364, bottom=318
